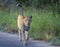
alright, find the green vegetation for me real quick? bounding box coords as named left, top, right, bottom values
left=0, top=7, right=60, bottom=40
left=51, top=37, right=60, bottom=46
left=0, top=9, right=18, bottom=31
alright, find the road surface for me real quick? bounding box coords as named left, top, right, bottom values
left=0, top=32, right=59, bottom=47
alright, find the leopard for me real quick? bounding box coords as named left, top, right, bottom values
left=17, top=3, right=32, bottom=45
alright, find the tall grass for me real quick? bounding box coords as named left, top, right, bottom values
left=0, top=9, right=18, bottom=31
left=0, top=7, right=60, bottom=41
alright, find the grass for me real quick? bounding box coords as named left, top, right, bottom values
left=0, top=9, right=18, bottom=31
left=0, top=7, right=60, bottom=41
left=51, top=37, right=60, bottom=46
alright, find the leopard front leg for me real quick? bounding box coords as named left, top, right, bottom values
left=18, top=29, right=22, bottom=41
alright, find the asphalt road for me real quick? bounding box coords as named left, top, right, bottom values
left=0, top=32, right=59, bottom=47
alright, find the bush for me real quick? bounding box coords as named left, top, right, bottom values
left=51, top=37, right=60, bottom=46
